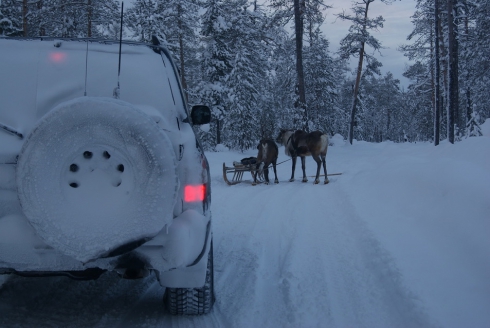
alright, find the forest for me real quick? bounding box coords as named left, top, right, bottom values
left=1, top=0, right=488, bottom=150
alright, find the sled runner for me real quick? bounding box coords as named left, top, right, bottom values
left=222, top=157, right=263, bottom=185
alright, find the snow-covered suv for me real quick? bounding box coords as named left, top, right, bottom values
left=0, top=37, right=214, bottom=315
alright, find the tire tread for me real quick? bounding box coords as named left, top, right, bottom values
left=164, top=242, right=214, bottom=315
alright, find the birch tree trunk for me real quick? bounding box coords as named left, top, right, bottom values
left=348, top=0, right=370, bottom=145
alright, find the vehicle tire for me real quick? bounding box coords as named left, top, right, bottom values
left=16, top=97, right=179, bottom=262
left=165, top=241, right=215, bottom=315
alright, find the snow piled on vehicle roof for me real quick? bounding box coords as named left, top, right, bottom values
left=0, top=38, right=185, bottom=163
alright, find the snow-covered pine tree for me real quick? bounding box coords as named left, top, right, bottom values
left=465, top=111, right=483, bottom=138
left=0, top=0, right=43, bottom=37
left=222, top=0, right=270, bottom=151
left=156, top=0, right=201, bottom=101
left=0, top=0, right=23, bottom=36
left=18, top=0, right=120, bottom=38
left=359, top=72, right=405, bottom=142
left=460, top=0, right=490, bottom=133
left=250, top=0, right=278, bottom=141
left=196, top=0, right=234, bottom=149
left=268, top=32, right=295, bottom=134
left=402, top=61, right=434, bottom=141
left=400, top=0, right=440, bottom=144
left=303, top=28, right=338, bottom=134
left=87, top=0, right=120, bottom=38
left=331, top=79, right=354, bottom=139
left=126, top=0, right=163, bottom=42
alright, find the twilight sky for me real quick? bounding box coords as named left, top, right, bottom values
left=322, top=0, right=417, bottom=89
left=117, top=0, right=417, bottom=88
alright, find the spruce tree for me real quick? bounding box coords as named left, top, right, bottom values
left=0, top=0, right=23, bottom=36
left=198, top=0, right=234, bottom=147
left=126, top=0, right=162, bottom=42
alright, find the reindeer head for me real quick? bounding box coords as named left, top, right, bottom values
left=276, top=129, right=289, bottom=144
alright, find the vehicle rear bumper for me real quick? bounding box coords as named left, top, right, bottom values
left=0, top=208, right=210, bottom=283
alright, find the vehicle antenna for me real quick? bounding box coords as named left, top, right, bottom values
left=84, top=40, right=89, bottom=96
left=113, top=1, right=124, bottom=99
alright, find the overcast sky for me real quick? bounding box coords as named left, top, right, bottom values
left=118, top=0, right=417, bottom=88
left=322, top=0, right=417, bottom=89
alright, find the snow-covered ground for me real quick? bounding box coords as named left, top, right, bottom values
left=1, top=123, right=489, bottom=327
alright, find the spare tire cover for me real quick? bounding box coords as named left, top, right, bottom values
left=17, top=97, right=179, bottom=262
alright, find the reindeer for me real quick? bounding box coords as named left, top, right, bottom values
left=277, top=129, right=329, bottom=184
left=252, top=139, right=279, bottom=186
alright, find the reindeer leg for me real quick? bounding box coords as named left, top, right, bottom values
left=290, top=156, right=297, bottom=182
left=322, top=155, right=329, bottom=184
left=264, top=163, right=270, bottom=184
left=252, top=162, right=259, bottom=186
left=301, top=156, right=308, bottom=183
left=312, top=154, right=322, bottom=184
left=272, top=159, right=279, bottom=184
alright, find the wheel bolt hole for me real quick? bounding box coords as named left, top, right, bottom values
left=103, top=151, right=111, bottom=159
left=69, top=164, right=79, bottom=172
left=83, top=151, right=93, bottom=159
left=69, top=182, right=79, bottom=188
left=117, top=164, right=124, bottom=172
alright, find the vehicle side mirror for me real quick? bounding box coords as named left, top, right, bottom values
left=190, top=105, right=211, bottom=125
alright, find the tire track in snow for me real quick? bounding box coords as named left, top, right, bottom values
left=212, top=182, right=302, bottom=327
left=212, top=181, right=336, bottom=327
left=212, top=178, right=437, bottom=327
left=295, top=184, right=437, bottom=328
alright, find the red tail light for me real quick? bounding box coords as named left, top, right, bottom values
left=184, top=185, right=206, bottom=202
left=49, top=52, right=67, bottom=63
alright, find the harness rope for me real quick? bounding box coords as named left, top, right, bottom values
left=275, top=158, right=291, bottom=166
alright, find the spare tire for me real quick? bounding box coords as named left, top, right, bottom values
left=16, top=97, right=179, bottom=262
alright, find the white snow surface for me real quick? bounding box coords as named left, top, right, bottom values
left=1, top=130, right=489, bottom=327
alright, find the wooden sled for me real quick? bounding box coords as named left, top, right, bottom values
left=223, top=158, right=263, bottom=185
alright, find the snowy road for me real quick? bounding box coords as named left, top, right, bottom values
left=211, top=177, right=433, bottom=327
left=1, top=136, right=489, bottom=327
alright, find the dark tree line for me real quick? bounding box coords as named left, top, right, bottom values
left=1, top=0, right=488, bottom=150
left=0, top=0, right=121, bottom=38
left=401, top=0, right=488, bottom=144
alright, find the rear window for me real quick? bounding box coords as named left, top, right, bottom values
left=0, top=38, right=186, bottom=161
